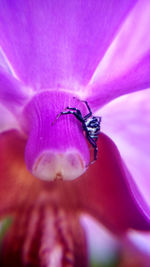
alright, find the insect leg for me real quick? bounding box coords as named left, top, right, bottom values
left=52, top=109, right=84, bottom=125
left=86, top=136, right=98, bottom=164
left=66, top=107, right=79, bottom=111
left=97, top=116, right=102, bottom=123
left=66, top=107, right=82, bottom=115
left=58, top=110, right=78, bottom=118
left=64, top=107, right=84, bottom=122
left=73, top=97, right=92, bottom=119
left=82, top=101, right=92, bottom=120
left=51, top=110, right=75, bottom=125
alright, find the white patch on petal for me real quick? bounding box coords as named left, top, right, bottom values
left=32, top=150, right=86, bottom=181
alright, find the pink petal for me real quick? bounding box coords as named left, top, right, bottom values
left=120, top=230, right=150, bottom=266
left=74, top=133, right=150, bottom=232
left=87, top=0, right=150, bottom=110
left=80, top=215, right=119, bottom=264
left=0, top=104, right=18, bottom=132
left=0, top=0, right=136, bottom=89
left=0, top=48, right=30, bottom=114
left=100, top=89, right=150, bottom=223
left=0, top=68, right=29, bottom=113
left=127, top=230, right=150, bottom=258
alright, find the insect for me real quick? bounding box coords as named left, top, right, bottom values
left=53, top=99, right=101, bottom=165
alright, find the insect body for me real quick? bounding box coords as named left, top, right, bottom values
left=54, top=100, right=101, bottom=165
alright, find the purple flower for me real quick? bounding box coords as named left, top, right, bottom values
left=0, top=0, right=150, bottom=266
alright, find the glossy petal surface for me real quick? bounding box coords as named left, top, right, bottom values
left=0, top=0, right=136, bottom=90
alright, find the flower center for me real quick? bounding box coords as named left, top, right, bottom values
left=23, top=91, right=90, bottom=181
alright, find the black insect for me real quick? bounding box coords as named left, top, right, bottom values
left=53, top=99, right=101, bottom=165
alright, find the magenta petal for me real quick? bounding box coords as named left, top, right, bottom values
left=0, top=104, right=18, bottom=132
left=0, top=67, right=29, bottom=114
left=0, top=47, right=15, bottom=74
left=87, top=0, right=150, bottom=110
left=23, top=91, right=90, bottom=180
left=0, top=0, right=136, bottom=89
left=100, top=89, right=150, bottom=223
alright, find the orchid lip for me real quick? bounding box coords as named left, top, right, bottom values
left=32, top=150, right=85, bottom=181
left=23, top=90, right=90, bottom=181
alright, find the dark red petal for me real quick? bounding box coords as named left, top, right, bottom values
left=0, top=130, right=43, bottom=215
left=74, top=133, right=150, bottom=233
left=1, top=195, right=88, bottom=267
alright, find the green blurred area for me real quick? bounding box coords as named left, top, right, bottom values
left=91, top=260, right=119, bottom=267
left=91, top=253, right=120, bottom=267
left=0, top=217, right=12, bottom=243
